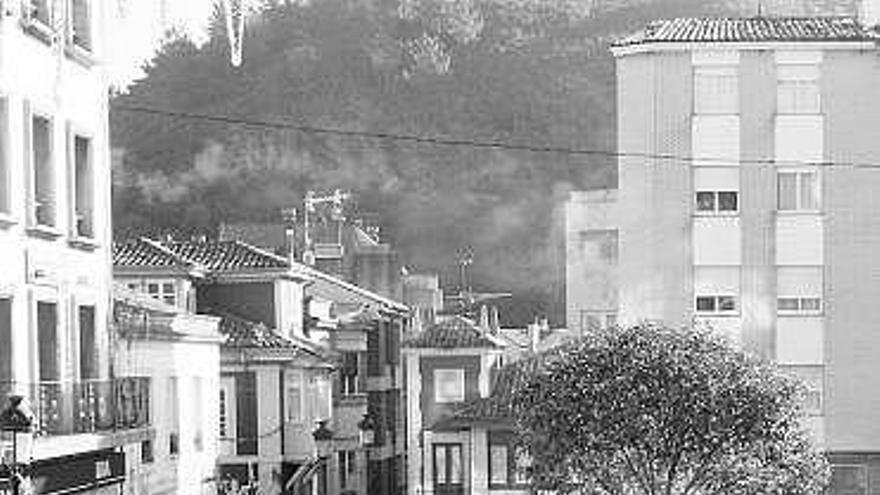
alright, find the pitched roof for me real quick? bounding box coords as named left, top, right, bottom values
left=305, top=265, right=408, bottom=313
left=165, top=240, right=289, bottom=272
left=113, top=237, right=191, bottom=269
left=614, top=17, right=878, bottom=47
left=449, top=358, right=542, bottom=422
left=404, top=316, right=506, bottom=349
left=218, top=312, right=300, bottom=350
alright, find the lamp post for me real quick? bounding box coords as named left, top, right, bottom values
left=0, top=396, right=34, bottom=495
left=312, top=420, right=333, bottom=495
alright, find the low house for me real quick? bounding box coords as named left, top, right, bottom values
left=112, top=285, right=223, bottom=495
left=402, top=316, right=509, bottom=495
left=113, top=237, right=336, bottom=494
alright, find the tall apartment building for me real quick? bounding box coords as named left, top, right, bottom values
left=0, top=1, right=154, bottom=493
left=566, top=9, right=880, bottom=495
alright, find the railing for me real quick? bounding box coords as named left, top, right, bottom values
left=0, top=377, right=151, bottom=437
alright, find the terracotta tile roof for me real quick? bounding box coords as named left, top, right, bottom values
left=615, top=17, right=878, bottom=47
left=449, top=358, right=542, bottom=422
left=113, top=237, right=190, bottom=269
left=404, top=316, right=505, bottom=349
left=218, top=312, right=298, bottom=350
left=165, top=240, right=289, bottom=271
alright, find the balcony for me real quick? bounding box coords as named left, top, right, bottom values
left=0, top=377, right=150, bottom=437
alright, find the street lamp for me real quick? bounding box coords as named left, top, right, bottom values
left=312, top=420, right=333, bottom=495
left=0, top=396, right=34, bottom=495
left=357, top=414, right=376, bottom=448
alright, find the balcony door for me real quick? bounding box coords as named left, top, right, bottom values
left=433, top=443, right=463, bottom=495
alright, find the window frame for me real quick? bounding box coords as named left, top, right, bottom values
left=68, top=126, right=95, bottom=241
left=693, top=65, right=739, bottom=115
left=433, top=443, right=463, bottom=488
left=777, top=296, right=823, bottom=315
left=67, top=0, right=93, bottom=54
left=695, top=295, right=739, bottom=316
left=776, top=64, right=820, bottom=115
left=777, top=169, right=821, bottom=212
left=434, top=368, right=465, bottom=404
left=695, top=190, right=739, bottom=215
left=831, top=465, right=868, bottom=495
left=27, top=108, right=58, bottom=231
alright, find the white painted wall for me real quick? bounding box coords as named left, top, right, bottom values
left=115, top=328, right=222, bottom=495
left=693, top=217, right=742, bottom=265
left=777, top=317, right=824, bottom=364
left=776, top=216, right=824, bottom=265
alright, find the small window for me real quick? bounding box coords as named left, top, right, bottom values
left=341, top=352, right=359, bottom=396
left=70, top=0, right=92, bottom=51
left=169, top=432, right=179, bottom=456
left=26, top=0, right=52, bottom=27
left=489, top=443, right=509, bottom=486
left=777, top=297, right=822, bottom=314
left=286, top=385, right=302, bottom=423
left=434, top=369, right=465, bottom=403
left=695, top=191, right=738, bottom=214
left=695, top=295, right=738, bottom=315
left=694, top=66, right=738, bottom=115
left=777, top=65, right=820, bottom=115
left=778, top=171, right=820, bottom=211
left=32, top=114, right=55, bottom=227
left=141, top=439, right=154, bottom=464
left=338, top=450, right=357, bottom=489
left=72, top=134, right=93, bottom=238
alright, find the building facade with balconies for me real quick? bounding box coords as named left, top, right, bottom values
left=0, top=1, right=155, bottom=493
left=566, top=11, right=880, bottom=495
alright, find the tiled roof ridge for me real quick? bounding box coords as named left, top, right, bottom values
left=305, top=265, right=408, bottom=312
left=615, top=15, right=878, bottom=47
left=404, top=315, right=505, bottom=349
left=230, top=239, right=292, bottom=267
left=113, top=236, right=190, bottom=268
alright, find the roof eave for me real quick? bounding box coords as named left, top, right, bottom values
left=611, top=39, right=878, bottom=57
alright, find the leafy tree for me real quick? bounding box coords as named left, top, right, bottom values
left=512, top=324, right=829, bottom=495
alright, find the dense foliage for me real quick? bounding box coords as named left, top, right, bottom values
left=111, top=0, right=853, bottom=323
left=512, top=324, right=829, bottom=495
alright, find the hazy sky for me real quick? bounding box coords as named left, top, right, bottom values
left=109, top=0, right=218, bottom=87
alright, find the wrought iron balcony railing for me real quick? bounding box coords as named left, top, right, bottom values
left=0, top=377, right=151, bottom=437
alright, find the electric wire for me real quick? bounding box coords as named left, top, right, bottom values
left=113, top=104, right=880, bottom=169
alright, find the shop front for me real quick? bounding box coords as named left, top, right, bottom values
left=27, top=449, right=125, bottom=495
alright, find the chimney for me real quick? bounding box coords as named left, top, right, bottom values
left=528, top=319, right=541, bottom=353
left=479, top=305, right=490, bottom=332
left=861, top=0, right=880, bottom=27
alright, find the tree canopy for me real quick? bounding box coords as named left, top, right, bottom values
left=512, top=324, right=829, bottom=495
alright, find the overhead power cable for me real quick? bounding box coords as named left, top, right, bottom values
left=113, top=104, right=880, bottom=169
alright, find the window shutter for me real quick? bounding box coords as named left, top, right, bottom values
left=66, top=123, right=74, bottom=236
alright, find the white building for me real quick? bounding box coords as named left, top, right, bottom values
left=0, top=1, right=150, bottom=493
left=113, top=286, right=223, bottom=495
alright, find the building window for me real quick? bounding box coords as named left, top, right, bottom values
left=694, top=66, right=738, bottom=115
left=78, top=305, right=97, bottom=379
left=341, top=352, right=359, bottom=395
left=219, top=388, right=229, bottom=438
left=0, top=298, right=11, bottom=386
left=286, top=384, right=302, bottom=423
left=695, top=191, right=738, bottom=214
left=37, top=301, right=59, bottom=381
left=25, top=0, right=52, bottom=28
left=31, top=114, right=55, bottom=227
left=141, top=439, right=154, bottom=464
left=70, top=0, right=92, bottom=51
left=777, top=65, right=820, bottom=115
left=695, top=295, right=737, bottom=315
left=489, top=443, right=509, bottom=486
left=777, top=297, right=822, bottom=314
left=778, top=171, right=820, bottom=211
left=434, top=369, right=465, bottom=403
left=71, top=134, right=93, bottom=238
left=433, top=444, right=463, bottom=487
left=169, top=432, right=179, bottom=456
left=831, top=465, right=867, bottom=495
left=338, top=450, right=356, bottom=489
left=146, top=281, right=176, bottom=306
